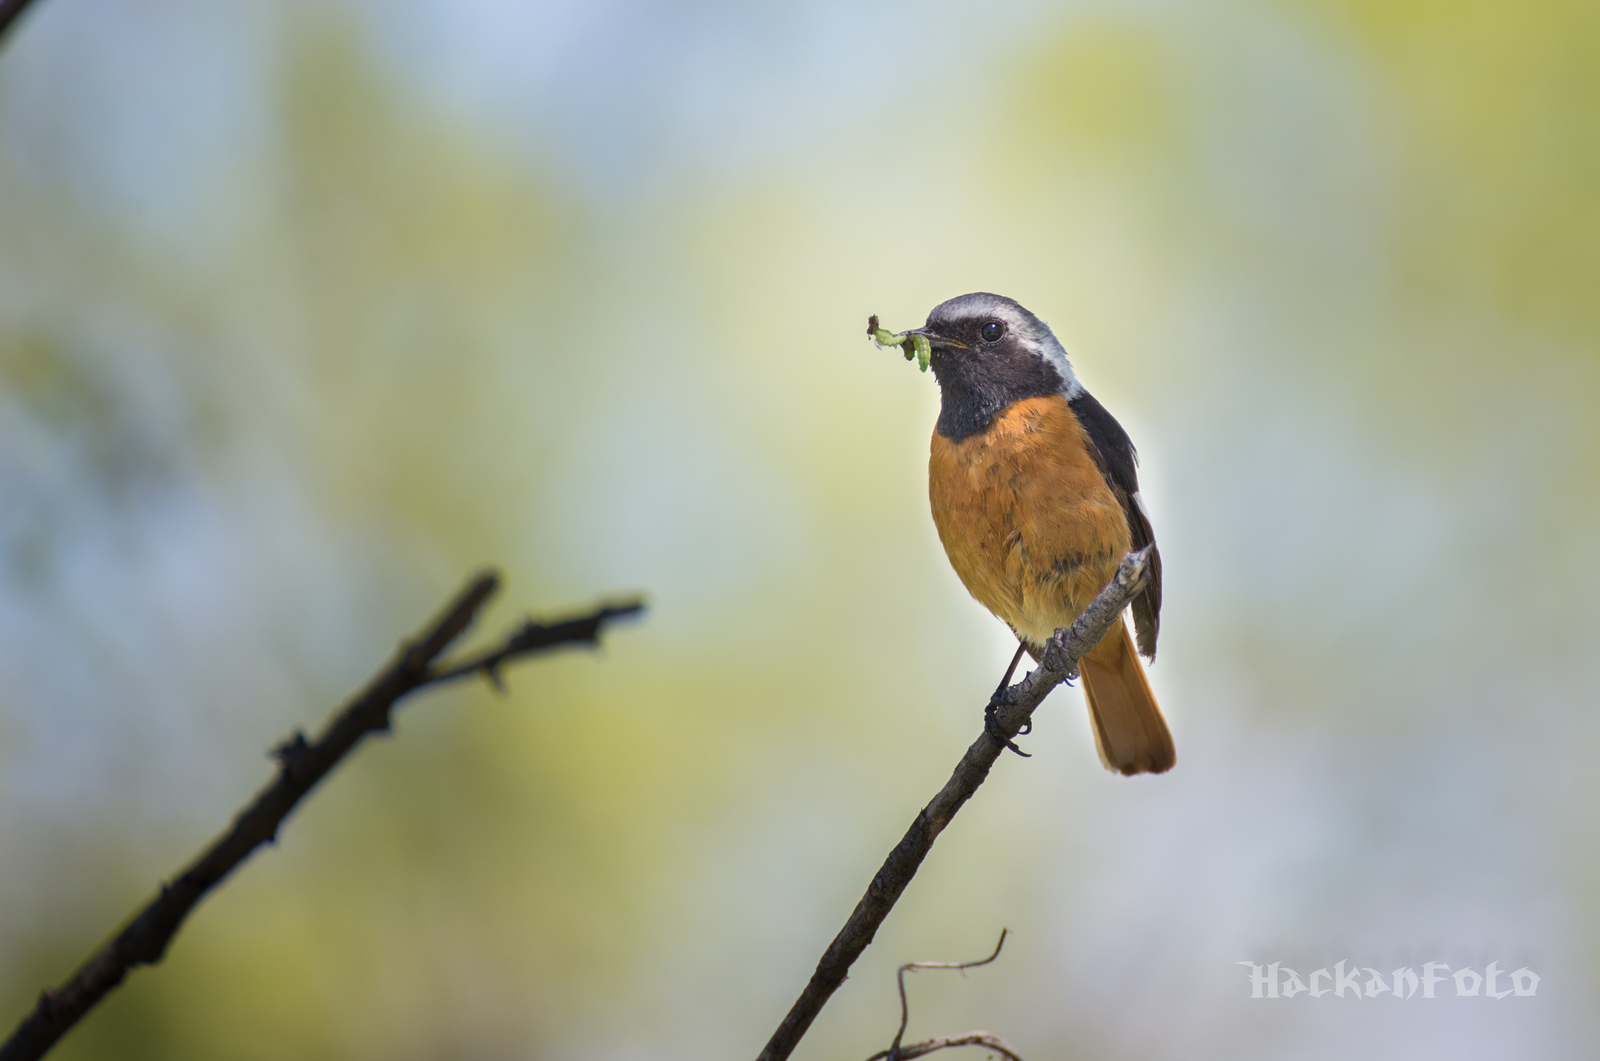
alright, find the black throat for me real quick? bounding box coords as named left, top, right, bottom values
left=932, top=341, right=1065, bottom=442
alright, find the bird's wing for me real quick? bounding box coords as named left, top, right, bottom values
left=1067, top=389, right=1162, bottom=659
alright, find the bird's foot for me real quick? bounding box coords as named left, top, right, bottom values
left=984, top=694, right=1031, bottom=758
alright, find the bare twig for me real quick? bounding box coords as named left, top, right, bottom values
left=427, top=600, right=644, bottom=690
left=756, top=547, right=1155, bottom=1061
left=0, top=573, right=643, bottom=1061
left=868, top=1033, right=1025, bottom=1061
left=879, top=930, right=1011, bottom=1061
left=0, top=0, right=38, bottom=46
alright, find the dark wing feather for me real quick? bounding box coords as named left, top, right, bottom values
left=1067, top=389, right=1162, bottom=659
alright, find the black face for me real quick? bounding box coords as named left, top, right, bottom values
left=921, top=315, right=1063, bottom=442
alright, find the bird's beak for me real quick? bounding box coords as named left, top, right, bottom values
left=911, top=328, right=968, bottom=350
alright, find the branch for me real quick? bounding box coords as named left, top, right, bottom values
left=426, top=601, right=645, bottom=690
left=755, top=546, right=1155, bottom=1061
left=868, top=1033, right=1025, bottom=1061
left=0, top=0, right=38, bottom=46
left=0, top=574, right=644, bottom=1061
left=875, top=930, right=1016, bottom=1061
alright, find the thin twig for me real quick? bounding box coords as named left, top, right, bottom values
left=0, top=0, right=37, bottom=45
left=427, top=600, right=643, bottom=690
left=0, top=574, right=643, bottom=1061
left=755, top=546, right=1155, bottom=1061
left=867, top=1033, right=1025, bottom=1061
left=885, top=930, right=1009, bottom=1061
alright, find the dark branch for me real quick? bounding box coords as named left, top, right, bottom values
left=0, top=574, right=643, bottom=1061
left=427, top=600, right=644, bottom=690
left=0, top=0, right=38, bottom=46
left=755, top=546, right=1155, bottom=1061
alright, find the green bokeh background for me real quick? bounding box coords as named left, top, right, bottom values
left=2, top=1, right=1596, bottom=1058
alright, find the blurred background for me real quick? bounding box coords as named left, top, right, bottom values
left=2, top=0, right=1597, bottom=1058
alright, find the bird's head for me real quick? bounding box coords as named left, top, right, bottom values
left=910, top=292, right=1081, bottom=441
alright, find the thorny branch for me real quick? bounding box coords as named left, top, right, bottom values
left=866, top=929, right=1023, bottom=1061
left=0, top=573, right=643, bottom=1061
left=755, top=546, right=1156, bottom=1061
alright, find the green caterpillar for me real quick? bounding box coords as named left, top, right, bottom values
left=865, top=314, right=931, bottom=372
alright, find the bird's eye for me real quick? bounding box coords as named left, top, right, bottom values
left=980, top=320, right=1005, bottom=343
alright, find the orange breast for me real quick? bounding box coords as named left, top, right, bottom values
left=928, top=394, right=1132, bottom=648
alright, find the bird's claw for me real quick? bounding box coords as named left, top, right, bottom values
left=984, top=696, right=1031, bottom=758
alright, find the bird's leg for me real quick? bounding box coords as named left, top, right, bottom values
left=992, top=640, right=1027, bottom=702
left=984, top=640, right=1031, bottom=757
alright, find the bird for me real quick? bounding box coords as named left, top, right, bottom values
left=911, top=292, right=1174, bottom=775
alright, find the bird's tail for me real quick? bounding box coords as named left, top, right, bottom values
left=1079, top=618, right=1175, bottom=775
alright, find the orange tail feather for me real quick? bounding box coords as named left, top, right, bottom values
left=1078, top=619, right=1175, bottom=775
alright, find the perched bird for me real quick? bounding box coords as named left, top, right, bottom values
left=913, top=292, right=1174, bottom=775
